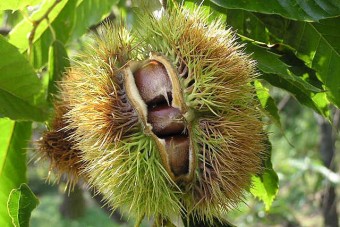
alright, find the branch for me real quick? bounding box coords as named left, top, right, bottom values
left=27, top=0, right=61, bottom=56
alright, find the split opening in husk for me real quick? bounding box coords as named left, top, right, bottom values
left=123, top=54, right=196, bottom=183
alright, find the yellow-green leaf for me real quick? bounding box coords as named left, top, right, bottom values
left=0, top=118, right=31, bottom=226
left=7, top=184, right=39, bottom=227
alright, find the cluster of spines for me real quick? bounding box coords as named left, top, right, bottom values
left=94, top=132, right=182, bottom=219
left=38, top=102, right=82, bottom=188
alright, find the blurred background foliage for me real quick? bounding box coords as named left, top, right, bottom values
left=0, top=0, right=339, bottom=226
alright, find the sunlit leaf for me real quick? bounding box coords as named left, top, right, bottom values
left=227, top=11, right=340, bottom=109
left=28, top=0, right=116, bottom=68
left=8, top=0, right=69, bottom=52
left=1, top=10, right=23, bottom=28
left=0, top=119, right=31, bottom=226
left=278, top=17, right=340, bottom=108
left=254, top=80, right=281, bottom=128
left=246, top=43, right=330, bottom=118
left=251, top=169, right=279, bottom=211
left=250, top=140, right=279, bottom=211
left=24, top=0, right=76, bottom=69
left=0, top=0, right=40, bottom=11
left=9, top=0, right=119, bottom=69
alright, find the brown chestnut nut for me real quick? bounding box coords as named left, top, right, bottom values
left=164, top=136, right=190, bottom=176
left=134, top=60, right=172, bottom=105
left=148, top=105, right=185, bottom=136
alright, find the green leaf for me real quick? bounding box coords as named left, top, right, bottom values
left=246, top=43, right=330, bottom=118
left=248, top=44, right=320, bottom=93
left=50, top=0, right=77, bottom=44
left=211, top=0, right=340, bottom=21
left=250, top=141, right=279, bottom=211
left=27, top=0, right=77, bottom=69
left=30, top=0, right=119, bottom=68
left=48, top=40, right=70, bottom=99
left=7, top=184, right=39, bottom=227
left=277, top=17, right=340, bottom=108
left=11, top=0, right=76, bottom=69
left=254, top=80, right=281, bottom=128
left=0, top=118, right=32, bottom=226
left=1, top=10, right=23, bottom=29
left=0, top=36, right=47, bottom=121
left=227, top=10, right=339, bottom=109
left=227, top=11, right=340, bottom=109
left=72, top=0, right=120, bottom=39
left=0, top=0, right=40, bottom=11
left=226, top=10, right=324, bottom=91
left=8, top=0, right=69, bottom=52
left=9, top=0, right=118, bottom=69
left=251, top=169, right=279, bottom=211
left=226, top=9, right=274, bottom=43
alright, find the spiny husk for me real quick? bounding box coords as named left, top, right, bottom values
left=41, top=4, right=266, bottom=224
left=38, top=102, right=82, bottom=188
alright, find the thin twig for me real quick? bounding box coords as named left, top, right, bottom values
left=27, top=0, right=61, bottom=57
